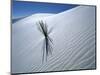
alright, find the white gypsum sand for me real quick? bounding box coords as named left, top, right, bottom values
left=12, top=6, right=96, bottom=73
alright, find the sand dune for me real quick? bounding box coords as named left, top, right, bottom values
left=12, top=6, right=96, bottom=73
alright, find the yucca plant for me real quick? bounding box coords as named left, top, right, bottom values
left=37, top=20, right=53, bottom=63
